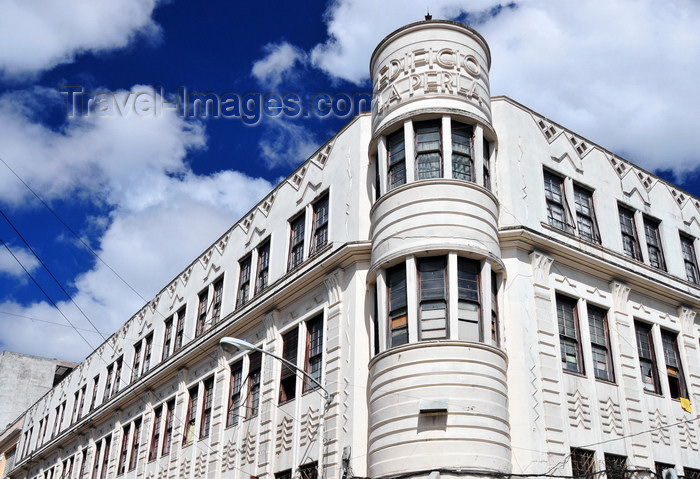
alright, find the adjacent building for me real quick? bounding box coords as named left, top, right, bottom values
left=7, top=18, right=700, bottom=479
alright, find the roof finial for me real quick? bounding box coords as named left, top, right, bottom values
left=425, top=8, right=432, bottom=21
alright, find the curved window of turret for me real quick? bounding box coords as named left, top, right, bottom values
left=418, top=257, right=447, bottom=340
left=387, top=130, right=406, bottom=190
left=452, top=122, right=473, bottom=181
left=457, top=257, right=480, bottom=340
left=387, top=263, right=408, bottom=347
left=415, top=121, right=442, bottom=179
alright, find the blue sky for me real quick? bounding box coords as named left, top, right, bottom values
left=1, top=0, right=699, bottom=362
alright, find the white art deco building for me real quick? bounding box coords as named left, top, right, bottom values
left=8, top=18, right=700, bottom=479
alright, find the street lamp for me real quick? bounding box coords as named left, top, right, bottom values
left=219, top=337, right=334, bottom=406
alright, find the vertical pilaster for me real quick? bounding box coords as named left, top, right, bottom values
left=256, top=310, right=280, bottom=479
left=377, top=136, right=388, bottom=196
left=404, top=120, right=415, bottom=184
left=474, top=124, right=484, bottom=186
left=442, top=115, right=452, bottom=179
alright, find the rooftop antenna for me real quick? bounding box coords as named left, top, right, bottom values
left=425, top=8, right=432, bottom=21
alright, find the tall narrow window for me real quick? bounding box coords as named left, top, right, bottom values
left=212, top=278, right=223, bottom=324
left=161, top=400, right=174, bottom=457
left=288, top=214, right=305, bottom=270
left=173, top=307, right=185, bottom=353
left=387, top=129, right=406, bottom=190
left=588, top=305, right=614, bottom=382
left=451, top=122, right=473, bottom=181
left=490, top=272, right=499, bottom=346
left=237, top=256, right=251, bottom=307
left=199, top=378, right=214, bottom=439
left=310, top=193, right=329, bottom=254
left=247, top=352, right=262, bottom=418
left=118, top=425, right=128, bottom=475
left=304, top=315, right=324, bottom=392
left=227, top=363, right=243, bottom=427
left=62, top=456, right=73, bottom=479
left=78, top=448, right=88, bottom=479
left=91, top=441, right=102, bottom=479
left=417, top=257, right=448, bottom=340
left=142, top=333, right=153, bottom=375
left=619, top=206, right=641, bottom=260
left=132, top=342, right=142, bottom=383
left=279, top=328, right=299, bottom=403
left=196, top=289, right=208, bottom=338
left=634, top=321, right=660, bottom=393
left=99, top=437, right=110, bottom=479
left=655, top=463, right=675, bottom=479
left=148, top=406, right=162, bottom=461
left=544, top=170, right=572, bottom=232
left=387, top=264, right=408, bottom=347
left=661, top=331, right=687, bottom=399
left=103, top=365, right=114, bottom=402
left=415, top=121, right=442, bottom=179
left=128, top=419, right=140, bottom=471
left=482, top=138, right=492, bottom=190
left=644, top=217, right=666, bottom=270
left=457, top=258, right=480, bottom=341
left=680, top=234, right=699, bottom=284
left=256, top=240, right=270, bottom=294
left=299, top=462, right=318, bottom=479
left=570, top=448, right=595, bottom=477
left=90, top=376, right=99, bottom=412
left=71, top=389, right=81, bottom=425
left=182, top=386, right=198, bottom=446
left=162, top=318, right=173, bottom=361
left=604, top=453, right=628, bottom=479
left=573, top=184, right=600, bottom=243
left=112, top=356, right=123, bottom=396
left=556, top=295, right=583, bottom=374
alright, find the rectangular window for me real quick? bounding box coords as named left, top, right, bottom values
left=387, top=263, right=408, bottom=347
left=173, top=307, right=185, bottom=353
left=570, top=448, right=595, bottom=477
left=634, top=320, right=660, bottom=394
left=112, top=356, right=123, bottom=396
left=78, top=448, right=88, bottom=479
left=196, top=289, right=208, bottom=338
left=62, top=456, right=73, bottom=479
left=655, top=463, right=675, bottom=479
left=418, top=257, right=448, bottom=340
left=457, top=258, right=480, bottom=341
left=556, top=295, right=583, bottom=374
left=573, top=184, right=600, bottom=243
left=128, top=419, right=140, bottom=471
left=182, top=386, right=198, bottom=446
left=644, top=217, right=666, bottom=270
left=288, top=214, right=305, bottom=270
left=91, top=441, right=102, bottom=479
left=387, top=129, right=406, bottom=190
left=237, top=255, right=251, bottom=307
left=71, top=390, right=81, bottom=425
left=544, top=170, right=573, bottom=232
left=53, top=401, right=65, bottom=437
left=304, top=315, right=324, bottom=393
left=199, top=378, right=214, bottom=439
left=680, top=234, right=699, bottom=284
left=310, top=193, right=329, bottom=254
left=161, top=400, right=174, bottom=457
left=279, top=328, right=299, bottom=403
left=103, top=365, right=114, bottom=402
left=162, top=318, right=173, bottom=361
left=148, top=406, right=161, bottom=461
left=226, top=363, right=243, bottom=427
left=415, top=121, right=442, bottom=180
left=619, top=205, right=641, bottom=260
left=99, top=437, right=110, bottom=479
left=90, top=376, right=99, bottom=412
left=118, top=425, right=128, bottom=475
left=131, top=342, right=142, bottom=383
left=255, top=240, right=270, bottom=294
left=211, top=278, right=223, bottom=323
left=248, top=351, right=262, bottom=418
left=451, top=122, right=473, bottom=181
left=604, top=453, right=628, bottom=479
left=588, top=305, right=614, bottom=382
left=142, top=333, right=152, bottom=375
left=661, top=330, right=687, bottom=399
left=490, top=272, right=499, bottom=346
left=299, top=462, right=318, bottom=479
left=684, top=468, right=700, bottom=479
left=483, top=138, right=491, bottom=190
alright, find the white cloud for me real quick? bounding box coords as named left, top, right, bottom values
left=0, top=244, right=39, bottom=278
left=0, top=0, right=163, bottom=78
left=304, top=0, right=700, bottom=175
left=252, top=42, right=306, bottom=89
left=0, top=86, right=274, bottom=361
left=258, top=118, right=320, bottom=169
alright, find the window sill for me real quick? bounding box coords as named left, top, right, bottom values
left=594, top=378, right=617, bottom=386
left=562, top=369, right=586, bottom=379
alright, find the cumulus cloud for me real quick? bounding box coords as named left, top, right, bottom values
left=0, top=244, right=40, bottom=278
left=0, top=86, right=274, bottom=360
left=252, top=42, right=307, bottom=89
left=304, top=0, right=700, bottom=175
left=0, top=0, right=163, bottom=78
left=259, top=118, right=321, bottom=169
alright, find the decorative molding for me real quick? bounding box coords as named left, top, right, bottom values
left=222, top=438, right=237, bottom=472
left=678, top=307, right=697, bottom=335
left=648, top=409, right=670, bottom=445
left=179, top=458, right=191, bottom=479
left=677, top=414, right=699, bottom=450
left=275, top=417, right=294, bottom=454
left=193, top=452, right=207, bottom=479
left=530, top=251, right=554, bottom=287
left=599, top=398, right=624, bottom=436
left=567, top=390, right=591, bottom=430
left=300, top=406, right=320, bottom=448
left=609, top=282, right=631, bottom=312
left=324, top=268, right=344, bottom=305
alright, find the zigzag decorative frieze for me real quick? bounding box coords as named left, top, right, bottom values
left=193, top=452, right=207, bottom=479
left=567, top=390, right=592, bottom=429
left=240, top=431, right=256, bottom=464
left=157, top=466, right=168, bottom=479
left=648, top=409, right=671, bottom=445
left=534, top=116, right=561, bottom=143
left=180, top=266, right=193, bottom=286
left=259, top=193, right=275, bottom=217
left=222, top=439, right=237, bottom=472
left=275, top=416, right=294, bottom=454
left=636, top=170, right=655, bottom=192
left=311, top=140, right=334, bottom=167
left=199, top=248, right=214, bottom=270
left=215, top=232, right=230, bottom=255
left=179, top=458, right=191, bottom=479
left=300, top=406, right=320, bottom=447
left=567, top=134, right=592, bottom=159
left=676, top=415, right=699, bottom=450
left=599, top=398, right=624, bottom=436
left=287, top=165, right=308, bottom=191
left=671, top=188, right=688, bottom=208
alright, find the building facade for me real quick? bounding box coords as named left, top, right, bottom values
left=8, top=19, right=700, bottom=479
